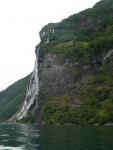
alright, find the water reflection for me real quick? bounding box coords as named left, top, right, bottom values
left=38, top=125, right=113, bottom=150
left=0, top=124, right=40, bottom=150
left=17, top=124, right=39, bottom=149
left=0, top=124, right=113, bottom=150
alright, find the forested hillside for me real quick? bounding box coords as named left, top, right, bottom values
left=39, top=0, right=113, bottom=58
left=0, top=75, right=30, bottom=121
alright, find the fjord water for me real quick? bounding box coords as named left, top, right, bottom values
left=0, top=124, right=113, bottom=150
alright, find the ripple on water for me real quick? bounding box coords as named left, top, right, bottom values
left=0, top=124, right=39, bottom=150
left=1, top=140, right=8, bottom=142
left=0, top=134, right=9, bottom=137
left=0, top=146, right=26, bottom=150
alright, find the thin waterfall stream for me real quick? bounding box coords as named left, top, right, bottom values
left=16, top=48, right=39, bottom=120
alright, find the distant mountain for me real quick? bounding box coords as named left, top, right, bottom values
left=0, top=75, right=30, bottom=122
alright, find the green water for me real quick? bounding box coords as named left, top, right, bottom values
left=0, top=124, right=113, bottom=150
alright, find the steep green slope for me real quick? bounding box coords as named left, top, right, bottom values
left=35, top=0, right=113, bottom=125
left=39, top=0, right=113, bottom=59
left=39, top=63, right=113, bottom=125
left=0, top=75, right=30, bottom=121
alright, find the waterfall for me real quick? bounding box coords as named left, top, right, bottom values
left=16, top=48, right=39, bottom=120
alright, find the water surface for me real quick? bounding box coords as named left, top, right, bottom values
left=0, top=124, right=113, bottom=149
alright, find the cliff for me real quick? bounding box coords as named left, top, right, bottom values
left=3, top=0, right=113, bottom=124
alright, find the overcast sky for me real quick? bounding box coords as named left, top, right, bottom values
left=0, top=0, right=100, bottom=90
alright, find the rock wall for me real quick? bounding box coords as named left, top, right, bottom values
left=38, top=52, right=81, bottom=104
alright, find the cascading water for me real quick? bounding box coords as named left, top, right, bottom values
left=16, top=48, right=39, bottom=120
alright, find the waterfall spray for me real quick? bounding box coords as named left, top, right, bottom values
left=16, top=47, right=39, bottom=120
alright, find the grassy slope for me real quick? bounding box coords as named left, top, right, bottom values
left=0, top=75, right=30, bottom=121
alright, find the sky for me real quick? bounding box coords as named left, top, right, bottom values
left=0, top=0, right=100, bottom=90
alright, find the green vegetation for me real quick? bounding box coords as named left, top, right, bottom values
left=38, top=0, right=113, bottom=58
left=41, top=75, right=113, bottom=124
left=0, top=75, right=30, bottom=121
left=40, top=96, right=76, bottom=124
left=80, top=68, right=113, bottom=125
left=35, top=0, right=113, bottom=125
left=40, top=68, right=113, bottom=125
left=20, top=114, right=37, bottom=123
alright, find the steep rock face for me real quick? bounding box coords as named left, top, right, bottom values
left=38, top=53, right=81, bottom=103
left=38, top=49, right=113, bottom=102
